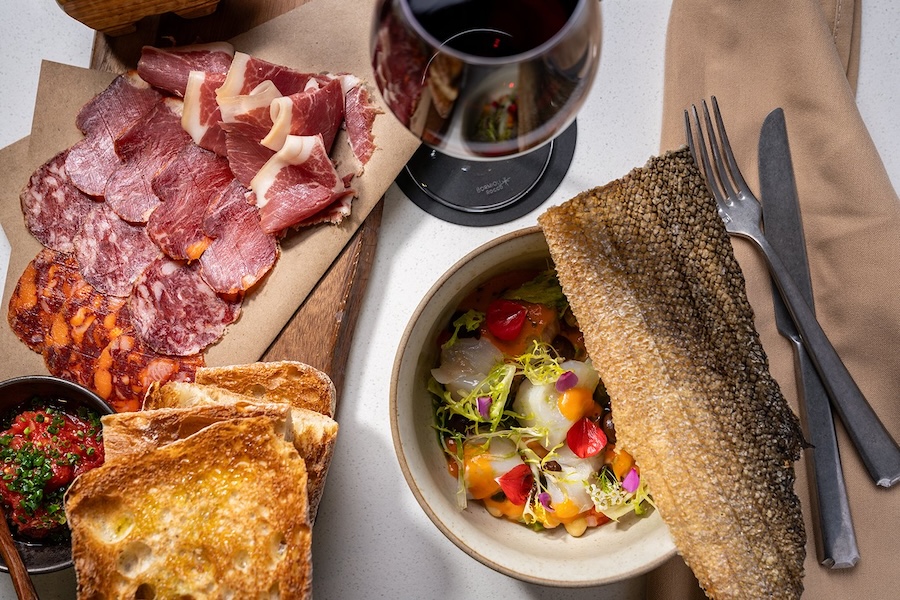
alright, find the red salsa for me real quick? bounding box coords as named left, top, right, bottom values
left=0, top=402, right=104, bottom=539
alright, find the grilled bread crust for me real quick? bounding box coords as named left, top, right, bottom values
left=66, top=417, right=312, bottom=599
left=143, top=380, right=337, bottom=521
left=195, top=360, right=337, bottom=418
left=538, top=148, right=806, bottom=599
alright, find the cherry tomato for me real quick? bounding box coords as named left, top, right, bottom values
left=486, top=299, right=527, bottom=341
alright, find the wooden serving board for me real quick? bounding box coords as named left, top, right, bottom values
left=88, top=0, right=382, bottom=399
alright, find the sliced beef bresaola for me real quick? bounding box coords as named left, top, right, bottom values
left=105, top=98, right=193, bottom=222
left=148, top=144, right=235, bottom=261
left=200, top=180, right=278, bottom=295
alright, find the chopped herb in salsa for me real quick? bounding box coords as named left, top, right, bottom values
left=0, top=401, right=104, bottom=539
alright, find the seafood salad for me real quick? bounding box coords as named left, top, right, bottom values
left=429, top=268, right=653, bottom=536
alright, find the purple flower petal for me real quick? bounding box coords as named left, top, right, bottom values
left=476, top=396, right=492, bottom=418
left=555, top=370, right=578, bottom=392
left=538, top=492, right=553, bottom=511
left=622, top=468, right=640, bottom=493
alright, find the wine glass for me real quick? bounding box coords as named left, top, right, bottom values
left=371, top=0, right=601, bottom=225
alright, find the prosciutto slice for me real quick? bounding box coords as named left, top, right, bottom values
left=137, top=42, right=234, bottom=97
left=20, top=149, right=94, bottom=253
left=250, top=134, right=354, bottom=233
left=182, top=70, right=228, bottom=156
left=217, top=52, right=320, bottom=98
left=199, top=180, right=278, bottom=294
left=66, top=72, right=162, bottom=197
left=262, top=77, right=344, bottom=153
left=74, top=203, right=161, bottom=297
left=221, top=121, right=275, bottom=187
left=344, top=82, right=380, bottom=169
left=129, top=257, right=241, bottom=356
left=105, top=98, right=193, bottom=222
left=147, top=144, right=235, bottom=261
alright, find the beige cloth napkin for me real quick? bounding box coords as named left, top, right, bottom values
left=646, top=0, right=900, bottom=597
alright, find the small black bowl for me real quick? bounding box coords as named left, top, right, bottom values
left=0, top=375, right=114, bottom=574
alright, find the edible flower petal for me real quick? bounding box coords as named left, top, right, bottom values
left=538, top=491, right=553, bottom=511
left=476, top=396, right=492, bottom=418
left=496, top=463, right=533, bottom=505
left=555, top=370, right=578, bottom=392
left=566, top=417, right=608, bottom=458
left=622, top=467, right=640, bottom=493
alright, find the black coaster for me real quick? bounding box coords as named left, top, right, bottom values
left=396, top=121, right=577, bottom=226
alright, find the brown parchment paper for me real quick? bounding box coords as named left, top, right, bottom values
left=0, top=0, right=419, bottom=380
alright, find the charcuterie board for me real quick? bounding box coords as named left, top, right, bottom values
left=86, top=0, right=383, bottom=398
left=0, top=0, right=416, bottom=404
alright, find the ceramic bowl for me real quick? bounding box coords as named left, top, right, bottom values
left=390, top=226, right=676, bottom=586
left=0, top=375, right=114, bottom=574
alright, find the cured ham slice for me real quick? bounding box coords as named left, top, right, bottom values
left=217, top=80, right=281, bottom=128
left=344, top=82, right=380, bottom=169
left=129, top=257, right=241, bottom=356
left=217, top=52, right=319, bottom=98
left=66, top=72, right=162, bottom=197
left=74, top=203, right=161, bottom=297
left=250, top=134, right=354, bottom=233
left=182, top=70, right=228, bottom=156
left=93, top=332, right=204, bottom=413
left=137, top=42, right=234, bottom=97
left=105, top=98, right=193, bottom=222
left=7, top=250, right=85, bottom=353
left=262, top=77, right=344, bottom=153
left=199, top=180, right=278, bottom=294
left=221, top=121, right=276, bottom=187
left=147, top=144, right=234, bottom=261
left=20, top=149, right=94, bottom=253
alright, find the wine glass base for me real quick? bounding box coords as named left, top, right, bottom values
left=396, top=120, right=577, bottom=226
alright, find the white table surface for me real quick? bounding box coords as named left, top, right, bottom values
left=0, top=1, right=897, bottom=598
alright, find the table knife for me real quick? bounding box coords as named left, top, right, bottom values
left=759, top=108, right=860, bottom=568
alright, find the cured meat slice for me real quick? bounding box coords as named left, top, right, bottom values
left=137, top=42, right=234, bottom=97
left=66, top=71, right=162, bottom=197
left=93, top=333, right=204, bottom=413
left=182, top=70, right=228, bottom=156
left=344, top=82, right=380, bottom=170
left=251, top=134, right=354, bottom=233
left=129, top=257, right=241, bottom=356
left=74, top=203, right=161, bottom=297
left=218, top=52, right=319, bottom=98
left=147, top=144, right=235, bottom=261
left=7, top=250, right=85, bottom=353
left=74, top=71, right=162, bottom=138
left=105, top=98, right=193, bottom=222
left=294, top=192, right=354, bottom=228
left=262, top=77, right=344, bottom=153
left=199, top=180, right=278, bottom=294
left=20, top=149, right=94, bottom=253
left=43, top=284, right=128, bottom=391
left=217, top=80, right=281, bottom=128
left=221, top=121, right=276, bottom=187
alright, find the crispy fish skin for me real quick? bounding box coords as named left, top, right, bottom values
left=538, top=148, right=806, bottom=599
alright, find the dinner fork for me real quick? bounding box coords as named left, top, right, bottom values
left=685, top=97, right=900, bottom=488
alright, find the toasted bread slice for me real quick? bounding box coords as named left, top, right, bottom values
left=101, top=402, right=293, bottom=463
left=144, top=380, right=337, bottom=521
left=66, top=417, right=312, bottom=599
left=194, top=360, right=337, bottom=417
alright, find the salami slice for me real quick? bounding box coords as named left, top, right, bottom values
left=7, top=249, right=85, bottom=353
left=43, top=284, right=128, bottom=390
left=74, top=203, right=161, bottom=297
left=129, top=257, right=241, bottom=356
left=20, top=150, right=95, bottom=253
left=93, top=333, right=204, bottom=413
